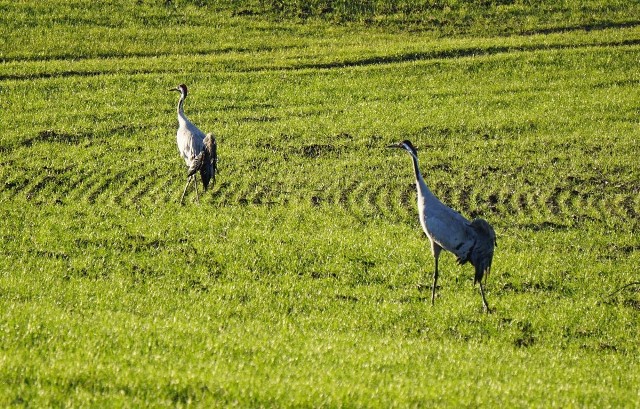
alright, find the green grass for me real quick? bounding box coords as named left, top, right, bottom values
left=1, top=0, right=639, bottom=406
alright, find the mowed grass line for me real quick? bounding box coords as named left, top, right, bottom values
left=1, top=1, right=639, bottom=407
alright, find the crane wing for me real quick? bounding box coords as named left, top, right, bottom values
left=423, top=203, right=475, bottom=261
left=187, top=152, right=204, bottom=177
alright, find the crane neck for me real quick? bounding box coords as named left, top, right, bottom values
left=177, top=94, right=187, bottom=123
left=410, top=153, right=423, bottom=182
left=409, top=153, right=431, bottom=196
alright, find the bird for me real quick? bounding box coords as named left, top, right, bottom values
left=170, top=84, right=217, bottom=203
left=387, top=140, right=497, bottom=312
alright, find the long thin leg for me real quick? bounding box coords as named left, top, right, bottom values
left=180, top=176, right=192, bottom=204
left=431, top=255, right=439, bottom=306
left=193, top=176, right=200, bottom=203
left=479, top=281, right=491, bottom=313
left=431, top=245, right=442, bottom=306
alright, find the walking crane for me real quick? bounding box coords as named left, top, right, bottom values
left=170, top=84, right=217, bottom=203
left=387, top=140, right=496, bottom=312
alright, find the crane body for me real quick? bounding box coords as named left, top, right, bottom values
left=388, top=140, right=496, bottom=312
left=170, top=84, right=217, bottom=203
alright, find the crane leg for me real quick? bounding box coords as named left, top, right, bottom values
left=193, top=176, right=200, bottom=203
left=431, top=255, right=439, bottom=306
left=479, top=281, right=491, bottom=313
left=180, top=176, right=193, bottom=204
left=431, top=246, right=442, bottom=306
left=431, top=259, right=438, bottom=306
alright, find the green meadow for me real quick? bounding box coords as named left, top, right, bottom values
left=1, top=0, right=639, bottom=406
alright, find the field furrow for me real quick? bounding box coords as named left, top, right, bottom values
left=3, top=158, right=636, bottom=231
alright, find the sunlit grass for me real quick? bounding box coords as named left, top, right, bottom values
left=1, top=0, right=639, bottom=406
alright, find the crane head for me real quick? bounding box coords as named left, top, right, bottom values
left=169, top=84, right=188, bottom=97
left=387, top=140, right=418, bottom=158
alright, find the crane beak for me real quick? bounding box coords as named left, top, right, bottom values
left=386, top=142, right=402, bottom=149
left=168, top=86, right=180, bottom=92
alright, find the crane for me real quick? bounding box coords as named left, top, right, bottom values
left=170, top=84, right=218, bottom=204
left=387, top=140, right=496, bottom=312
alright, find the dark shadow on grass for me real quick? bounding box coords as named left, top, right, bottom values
left=518, top=221, right=570, bottom=232
left=277, top=38, right=640, bottom=72
left=0, top=125, right=144, bottom=152
left=520, top=20, right=640, bottom=36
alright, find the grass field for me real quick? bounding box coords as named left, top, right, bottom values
left=1, top=0, right=639, bottom=406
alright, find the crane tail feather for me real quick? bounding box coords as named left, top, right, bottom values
left=469, top=218, right=496, bottom=286
left=200, top=133, right=218, bottom=191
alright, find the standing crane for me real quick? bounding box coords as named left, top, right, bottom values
left=170, top=84, right=218, bottom=204
left=387, top=140, right=496, bottom=312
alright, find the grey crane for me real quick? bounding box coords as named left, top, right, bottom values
left=388, top=140, right=496, bottom=312
left=170, top=84, right=218, bottom=203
